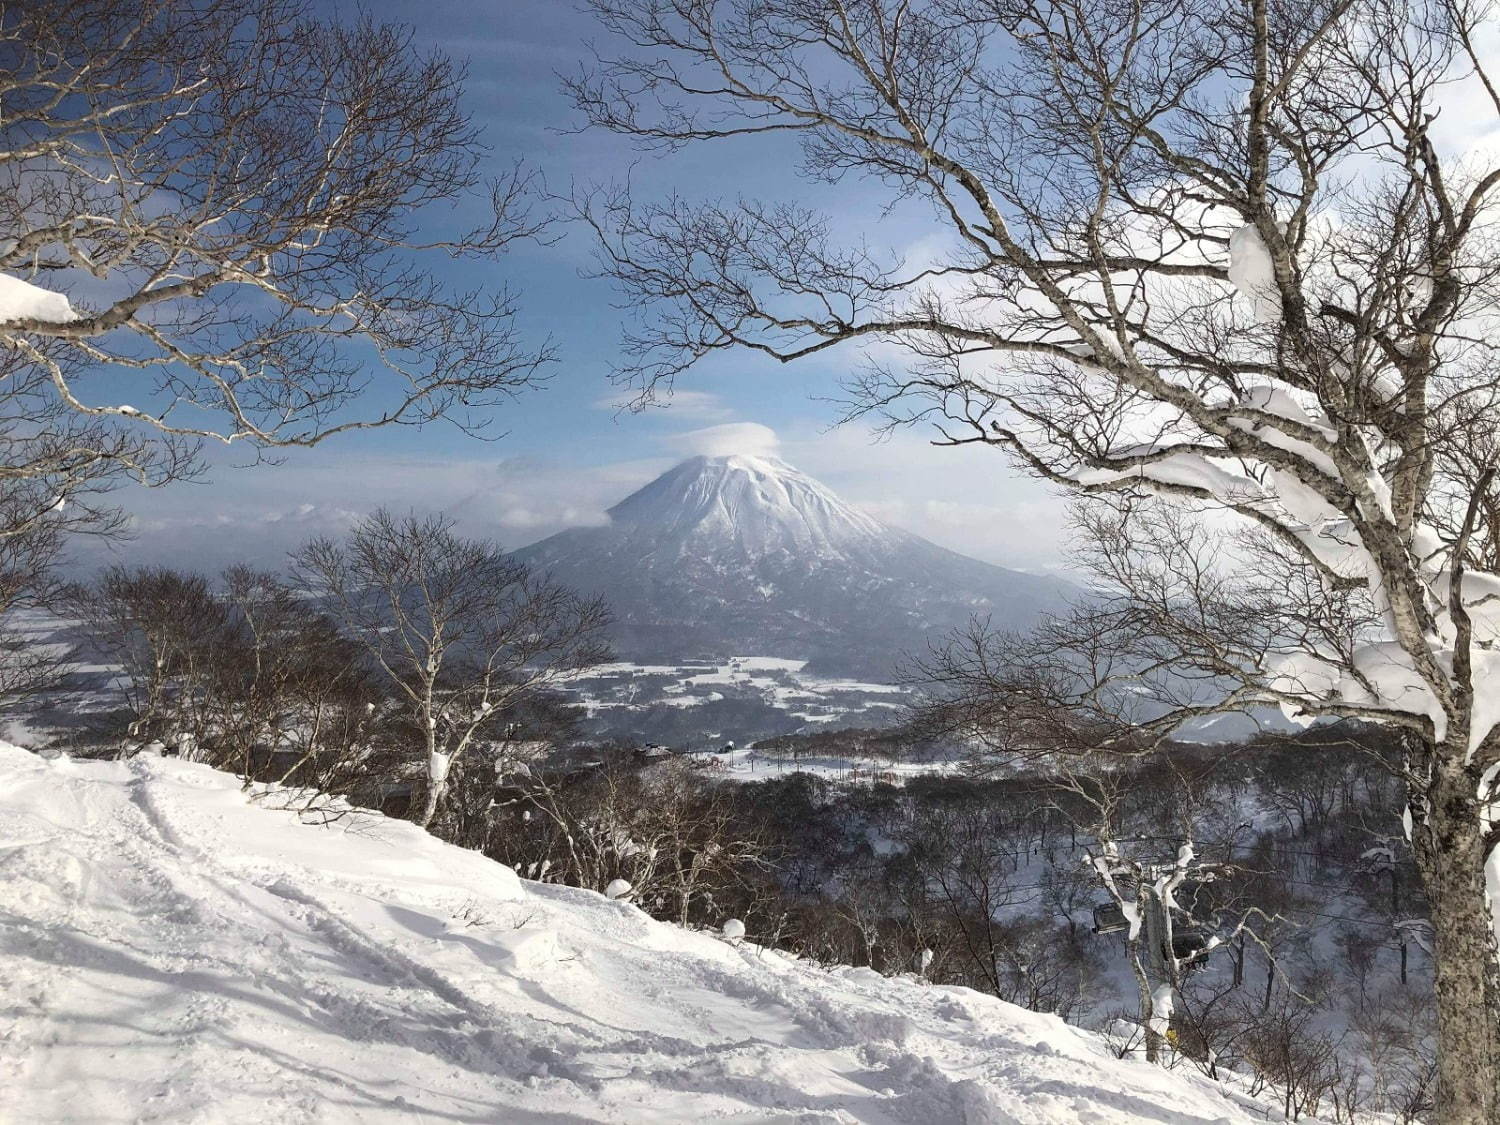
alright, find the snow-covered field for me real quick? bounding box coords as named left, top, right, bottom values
left=701, top=744, right=964, bottom=785
left=0, top=741, right=1284, bottom=1123
left=560, top=656, right=914, bottom=741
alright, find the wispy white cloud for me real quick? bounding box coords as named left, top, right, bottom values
left=87, top=451, right=666, bottom=575
left=774, top=424, right=1071, bottom=572
left=592, top=388, right=736, bottom=421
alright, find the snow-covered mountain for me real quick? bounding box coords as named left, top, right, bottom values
left=517, top=454, right=1073, bottom=677
left=0, top=742, right=1284, bottom=1122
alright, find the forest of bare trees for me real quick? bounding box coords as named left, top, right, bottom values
left=39, top=571, right=1441, bottom=1121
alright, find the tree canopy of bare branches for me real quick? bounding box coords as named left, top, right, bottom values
left=0, top=0, right=551, bottom=541
left=293, top=510, right=612, bottom=829
left=571, top=0, right=1500, bottom=1116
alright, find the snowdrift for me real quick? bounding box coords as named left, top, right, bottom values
left=0, top=274, right=77, bottom=326
left=0, top=743, right=1274, bottom=1123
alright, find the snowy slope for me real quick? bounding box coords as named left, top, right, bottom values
left=517, top=454, right=1073, bottom=677
left=0, top=742, right=1276, bottom=1124
left=605, top=454, right=893, bottom=558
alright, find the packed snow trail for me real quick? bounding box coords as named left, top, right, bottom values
left=0, top=744, right=1278, bottom=1123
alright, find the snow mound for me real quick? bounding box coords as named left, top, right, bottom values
left=0, top=274, right=77, bottom=325
left=1227, top=224, right=1281, bottom=323
left=0, top=743, right=1275, bottom=1123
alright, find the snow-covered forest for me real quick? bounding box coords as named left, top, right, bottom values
left=4, top=0, right=1500, bottom=1122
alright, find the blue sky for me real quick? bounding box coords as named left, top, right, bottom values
left=95, top=0, right=1068, bottom=576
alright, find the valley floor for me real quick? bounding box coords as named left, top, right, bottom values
left=0, top=743, right=1286, bottom=1124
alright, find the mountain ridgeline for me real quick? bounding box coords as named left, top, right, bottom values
left=515, top=454, right=1072, bottom=679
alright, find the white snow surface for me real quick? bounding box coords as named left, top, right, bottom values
left=0, top=742, right=1277, bottom=1124
left=0, top=274, right=77, bottom=325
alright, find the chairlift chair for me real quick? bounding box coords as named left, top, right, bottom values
left=1172, top=927, right=1210, bottom=971
left=1092, top=901, right=1129, bottom=935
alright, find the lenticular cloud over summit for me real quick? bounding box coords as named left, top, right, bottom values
left=671, top=421, right=781, bottom=458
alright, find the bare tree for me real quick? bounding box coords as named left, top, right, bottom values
left=1243, top=991, right=1348, bottom=1122
left=571, top=1, right=1500, bottom=1114
left=209, top=567, right=372, bottom=780
left=70, top=565, right=230, bottom=747
left=293, top=510, right=612, bottom=829
left=0, top=517, right=69, bottom=714
left=1026, top=752, right=1270, bottom=1062
left=501, top=753, right=766, bottom=924
left=638, top=758, right=768, bottom=926
left=68, top=562, right=384, bottom=790
left=0, top=0, right=552, bottom=543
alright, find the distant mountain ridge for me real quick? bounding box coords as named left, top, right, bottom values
left=515, top=453, right=1073, bottom=678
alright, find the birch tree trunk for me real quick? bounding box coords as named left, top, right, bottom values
left=1413, top=756, right=1500, bottom=1123
left=418, top=714, right=444, bottom=830
left=418, top=778, right=444, bottom=830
